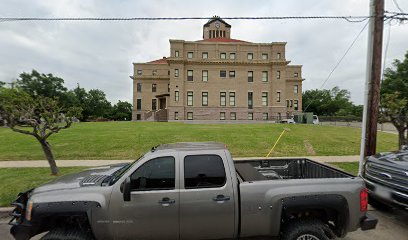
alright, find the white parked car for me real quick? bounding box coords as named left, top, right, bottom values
left=313, top=115, right=319, bottom=125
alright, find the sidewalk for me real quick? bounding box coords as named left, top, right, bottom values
left=0, top=155, right=360, bottom=168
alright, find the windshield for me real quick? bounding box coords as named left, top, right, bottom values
left=109, top=154, right=145, bottom=185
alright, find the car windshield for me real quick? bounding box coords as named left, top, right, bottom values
left=109, top=154, right=145, bottom=185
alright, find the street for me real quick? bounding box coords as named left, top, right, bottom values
left=1, top=207, right=407, bottom=240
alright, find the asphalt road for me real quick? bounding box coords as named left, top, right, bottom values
left=1, top=207, right=407, bottom=240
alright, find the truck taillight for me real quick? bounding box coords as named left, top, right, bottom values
left=360, top=188, right=368, bottom=212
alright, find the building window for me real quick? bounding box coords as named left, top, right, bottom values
left=277, top=92, right=281, bottom=102
left=263, top=113, right=268, bottom=121
left=175, top=50, right=179, bottom=57
left=168, top=70, right=170, bottom=75
left=152, top=99, right=157, bottom=111
left=136, top=99, right=141, bottom=110
left=247, top=71, right=253, bottom=82
left=220, top=92, right=226, bottom=106
left=286, top=100, right=290, bottom=108
left=229, top=53, right=236, bottom=59
left=262, top=92, right=268, bottom=106
left=202, top=70, right=208, bottom=82
left=187, top=70, right=193, bottom=81
left=175, top=69, right=179, bottom=77
left=262, top=53, right=268, bottom=60
left=294, top=85, right=299, bottom=94
left=175, top=90, right=179, bottom=102
left=247, top=53, right=253, bottom=60
left=202, top=52, right=208, bottom=59
left=202, top=92, right=208, bottom=106
left=137, top=70, right=142, bottom=75
left=248, top=92, right=253, bottom=109
left=294, top=72, right=299, bottom=77
left=229, top=71, right=235, bottom=78
left=290, top=100, right=293, bottom=108
left=136, top=114, right=141, bottom=120
left=187, top=91, right=193, bottom=106
left=220, top=53, right=226, bottom=59
left=168, top=84, right=170, bottom=92
left=220, top=70, right=226, bottom=78
left=187, top=112, right=193, bottom=120
left=187, top=52, right=193, bottom=59
left=262, top=71, right=268, bottom=82
left=220, top=112, right=226, bottom=120
left=137, top=83, right=142, bottom=92
left=229, top=92, right=235, bottom=106
left=152, top=84, right=157, bottom=92
left=230, top=112, right=236, bottom=120
left=174, top=112, right=179, bottom=120
left=277, top=53, right=281, bottom=59
left=294, top=100, right=299, bottom=110
left=277, top=70, right=281, bottom=79
left=248, top=112, right=253, bottom=120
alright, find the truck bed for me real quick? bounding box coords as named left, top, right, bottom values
left=235, top=158, right=353, bottom=182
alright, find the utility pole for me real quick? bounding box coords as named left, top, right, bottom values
left=359, top=0, right=385, bottom=175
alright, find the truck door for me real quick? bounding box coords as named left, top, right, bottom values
left=179, top=153, right=235, bottom=240
left=110, top=155, right=179, bottom=240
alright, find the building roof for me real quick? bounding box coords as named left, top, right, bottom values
left=196, top=37, right=250, bottom=43
left=204, top=16, right=231, bottom=28
left=146, top=57, right=168, bottom=64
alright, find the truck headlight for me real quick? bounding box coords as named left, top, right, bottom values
left=26, top=201, right=33, bottom=221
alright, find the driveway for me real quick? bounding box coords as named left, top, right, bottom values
left=1, top=207, right=407, bottom=239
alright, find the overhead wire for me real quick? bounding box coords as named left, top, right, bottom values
left=303, top=20, right=370, bottom=112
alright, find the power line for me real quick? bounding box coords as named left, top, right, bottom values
left=0, top=15, right=372, bottom=23
left=392, top=0, right=405, bottom=13
left=303, top=20, right=370, bottom=112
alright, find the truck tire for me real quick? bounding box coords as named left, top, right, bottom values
left=281, top=219, right=333, bottom=240
left=41, top=228, right=94, bottom=240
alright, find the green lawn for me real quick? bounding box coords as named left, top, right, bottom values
left=0, top=167, right=86, bottom=207
left=0, top=162, right=360, bottom=207
left=0, top=122, right=398, bottom=160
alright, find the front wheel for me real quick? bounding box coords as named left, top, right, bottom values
left=281, top=219, right=334, bottom=240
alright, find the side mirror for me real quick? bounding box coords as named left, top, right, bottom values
left=123, top=177, right=131, bottom=202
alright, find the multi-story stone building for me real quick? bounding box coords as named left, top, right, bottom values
left=132, top=16, right=304, bottom=121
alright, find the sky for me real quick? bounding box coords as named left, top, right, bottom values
left=0, top=0, right=407, bottom=104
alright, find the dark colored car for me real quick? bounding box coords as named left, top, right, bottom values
left=362, top=149, right=408, bottom=209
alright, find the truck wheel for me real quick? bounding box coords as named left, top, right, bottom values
left=41, top=228, right=94, bottom=240
left=281, top=220, right=333, bottom=240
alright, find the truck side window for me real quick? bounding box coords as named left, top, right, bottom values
left=130, top=156, right=175, bottom=191
left=184, top=155, right=226, bottom=189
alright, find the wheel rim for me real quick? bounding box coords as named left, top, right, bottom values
left=296, top=234, right=320, bottom=240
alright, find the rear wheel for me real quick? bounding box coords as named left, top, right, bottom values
left=41, top=228, right=94, bottom=240
left=281, top=219, right=334, bottom=240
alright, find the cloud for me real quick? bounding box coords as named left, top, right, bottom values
left=0, top=0, right=407, bottom=104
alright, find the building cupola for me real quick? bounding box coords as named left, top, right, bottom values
left=203, top=15, right=231, bottom=39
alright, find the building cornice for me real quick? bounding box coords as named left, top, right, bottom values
left=286, top=78, right=305, bottom=82
left=133, top=76, right=170, bottom=80
left=167, top=59, right=291, bottom=66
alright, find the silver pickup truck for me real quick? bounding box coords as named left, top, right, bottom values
left=9, top=142, right=377, bottom=240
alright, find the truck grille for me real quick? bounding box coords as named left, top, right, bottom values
left=365, top=162, right=408, bottom=194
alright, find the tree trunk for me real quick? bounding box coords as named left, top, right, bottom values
left=39, top=140, right=59, bottom=175
left=398, top=128, right=407, bottom=150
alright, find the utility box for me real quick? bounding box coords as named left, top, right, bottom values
left=294, top=112, right=314, bottom=124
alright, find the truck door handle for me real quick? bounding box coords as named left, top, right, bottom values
left=212, top=195, right=230, bottom=203
left=158, top=197, right=176, bottom=207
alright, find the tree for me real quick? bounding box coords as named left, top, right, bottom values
left=302, top=87, right=356, bottom=117
left=0, top=88, right=81, bottom=175
left=0, top=81, right=5, bottom=88
left=111, top=101, right=132, bottom=121
left=85, top=89, right=112, bottom=119
left=16, top=70, right=67, bottom=99
left=381, top=51, right=408, bottom=149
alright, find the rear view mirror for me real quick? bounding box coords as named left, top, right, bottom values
left=123, top=177, right=131, bottom=202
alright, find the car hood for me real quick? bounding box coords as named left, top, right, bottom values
left=32, top=163, right=128, bottom=194
left=369, top=150, right=408, bottom=170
